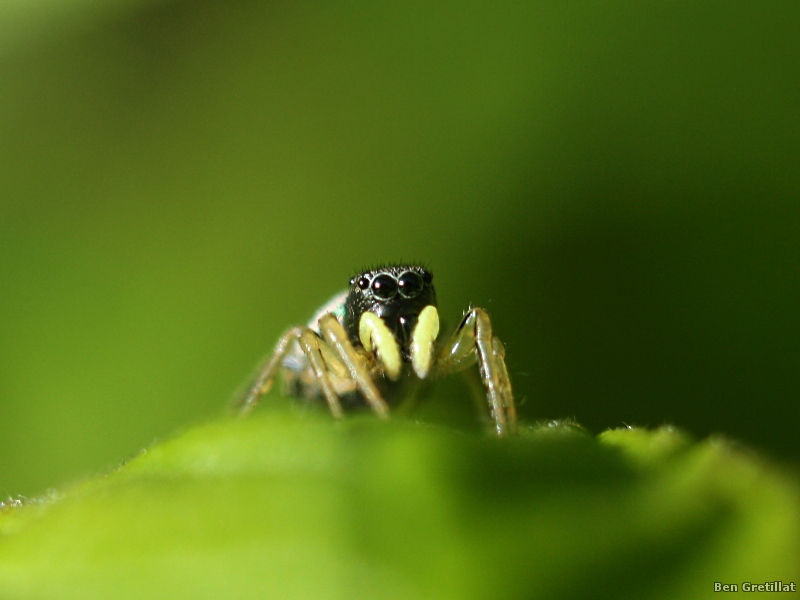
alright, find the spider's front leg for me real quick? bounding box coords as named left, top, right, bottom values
left=436, top=307, right=517, bottom=436
left=317, top=314, right=390, bottom=419
left=235, top=314, right=390, bottom=420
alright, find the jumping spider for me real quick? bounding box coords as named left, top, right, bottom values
left=236, top=265, right=517, bottom=436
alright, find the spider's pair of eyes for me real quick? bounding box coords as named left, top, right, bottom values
left=356, top=272, right=427, bottom=300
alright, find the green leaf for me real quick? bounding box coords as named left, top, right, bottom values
left=0, top=406, right=797, bottom=599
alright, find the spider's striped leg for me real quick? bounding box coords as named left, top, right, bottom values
left=235, top=327, right=302, bottom=415
left=436, top=308, right=517, bottom=436
left=318, top=313, right=390, bottom=419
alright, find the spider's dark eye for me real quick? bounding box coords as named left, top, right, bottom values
left=371, top=274, right=397, bottom=300
left=398, top=271, right=424, bottom=298
left=356, top=276, right=370, bottom=290
left=421, top=270, right=433, bottom=284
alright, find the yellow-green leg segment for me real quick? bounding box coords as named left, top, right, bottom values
left=436, top=308, right=517, bottom=436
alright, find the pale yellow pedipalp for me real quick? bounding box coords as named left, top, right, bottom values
left=410, top=305, right=440, bottom=378
left=359, top=312, right=402, bottom=380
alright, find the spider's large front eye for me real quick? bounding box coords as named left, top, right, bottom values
left=398, top=271, right=424, bottom=298
left=371, top=274, right=397, bottom=300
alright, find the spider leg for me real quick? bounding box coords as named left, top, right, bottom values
left=296, top=330, right=345, bottom=419
left=436, top=308, right=517, bottom=436
left=318, top=313, right=390, bottom=419
left=491, top=336, right=517, bottom=429
left=235, top=325, right=347, bottom=419
left=236, top=326, right=303, bottom=415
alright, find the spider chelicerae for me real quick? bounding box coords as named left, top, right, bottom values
left=236, top=264, right=517, bottom=436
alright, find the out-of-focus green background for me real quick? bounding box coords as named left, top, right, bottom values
left=1, top=0, right=798, bottom=497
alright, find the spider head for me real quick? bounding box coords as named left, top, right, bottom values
left=344, top=265, right=439, bottom=379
